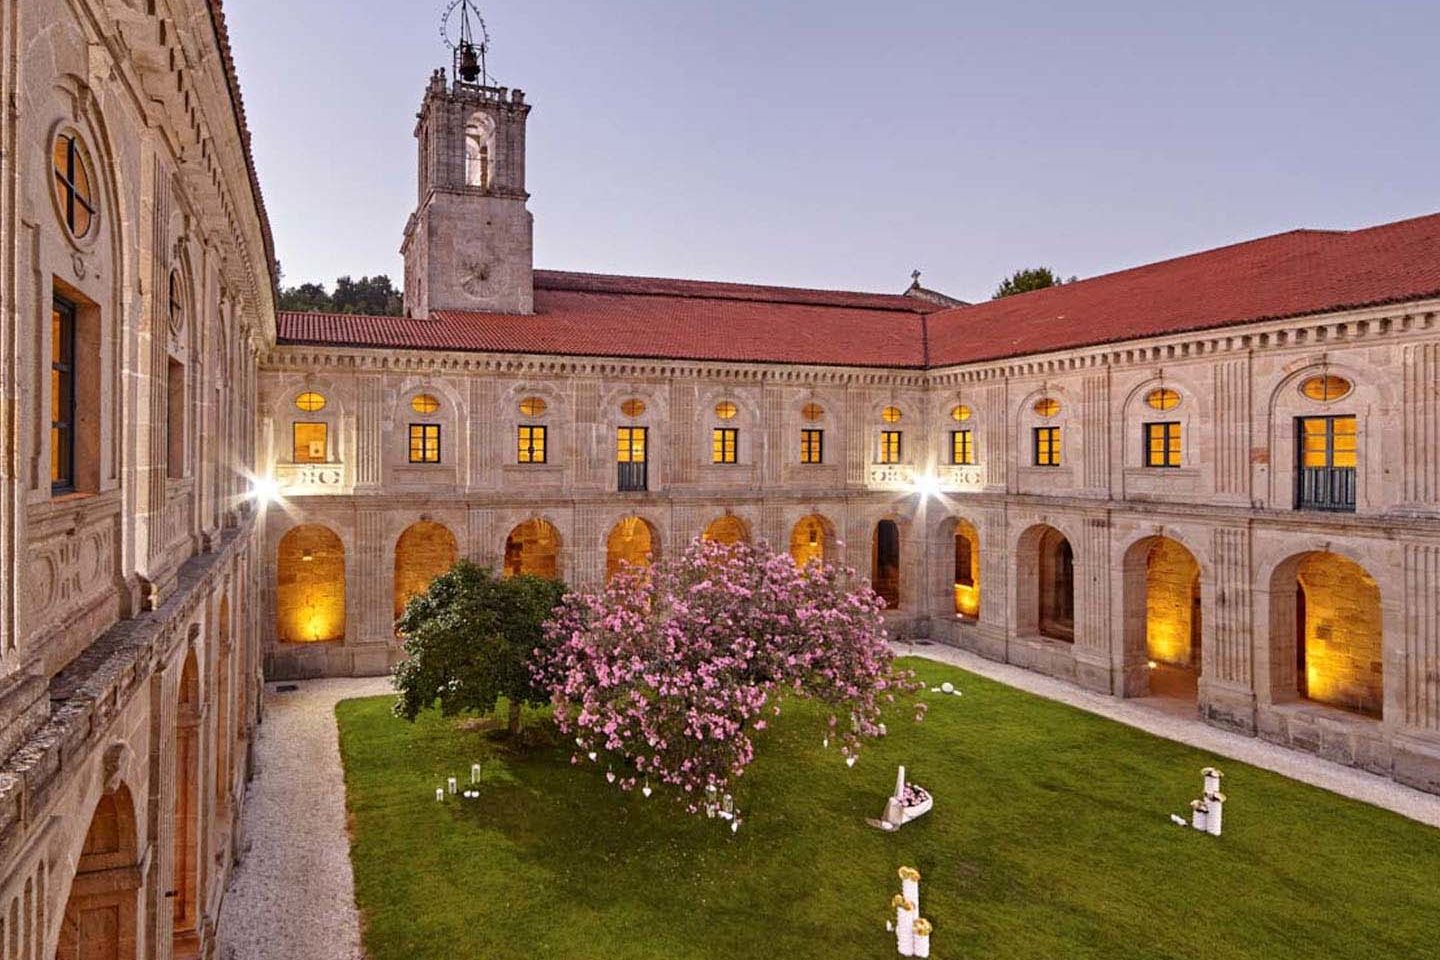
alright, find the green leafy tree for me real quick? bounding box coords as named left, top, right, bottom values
left=393, top=560, right=567, bottom=734
left=277, top=274, right=403, bottom=315
left=278, top=281, right=332, bottom=312
left=993, top=267, right=1069, bottom=299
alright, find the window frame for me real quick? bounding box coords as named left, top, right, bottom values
left=950, top=429, right=975, bottom=466
left=408, top=423, right=442, bottom=464
left=517, top=424, right=547, bottom=464
left=800, top=428, right=824, bottom=465
left=292, top=421, right=330, bottom=464
left=53, top=133, right=97, bottom=240
left=712, top=427, right=738, bottom=464
left=51, top=294, right=77, bottom=493
left=879, top=430, right=903, bottom=465
left=1143, top=421, right=1182, bottom=468
left=1033, top=426, right=1062, bottom=467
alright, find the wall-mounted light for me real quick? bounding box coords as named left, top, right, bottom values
left=912, top=474, right=942, bottom=500
left=301, top=549, right=314, bottom=563
left=250, top=475, right=280, bottom=504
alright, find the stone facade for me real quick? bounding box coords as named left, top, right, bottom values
left=0, top=2, right=274, bottom=958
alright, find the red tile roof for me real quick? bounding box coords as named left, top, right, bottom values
left=926, top=211, right=1440, bottom=366
left=275, top=212, right=1440, bottom=368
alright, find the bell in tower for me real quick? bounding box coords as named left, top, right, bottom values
left=402, top=2, right=534, bottom=317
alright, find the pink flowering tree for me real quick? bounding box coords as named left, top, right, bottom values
left=534, top=537, right=919, bottom=813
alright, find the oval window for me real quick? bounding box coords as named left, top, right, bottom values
left=411, top=394, right=441, bottom=414
left=714, top=400, right=738, bottom=420
left=1145, top=388, right=1180, bottom=411
left=519, top=396, right=547, bottom=417
left=53, top=133, right=97, bottom=239
left=1300, top=375, right=1352, bottom=403
left=801, top=402, right=825, bottom=422
left=621, top=398, right=647, bottom=418
left=881, top=406, right=903, bottom=424
left=950, top=404, right=972, bottom=422
left=1033, top=397, right=1061, bottom=417
left=295, top=392, right=327, bottom=413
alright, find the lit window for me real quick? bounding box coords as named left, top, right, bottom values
left=1034, top=426, right=1061, bottom=466
left=409, top=424, right=441, bottom=463
left=951, top=430, right=975, bottom=465
left=1144, top=422, right=1182, bottom=468
left=1033, top=398, right=1060, bottom=418
left=168, top=270, right=184, bottom=331
left=950, top=404, right=972, bottom=422
left=51, top=296, right=76, bottom=492
left=712, top=427, right=738, bottom=464
left=1300, top=375, right=1352, bottom=403
left=881, top=406, right=903, bottom=424
left=295, top=391, right=327, bottom=413
left=1145, top=388, right=1180, bottom=411
left=519, top=396, right=547, bottom=417
left=714, top=400, right=738, bottom=420
left=801, top=402, right=825, bottom=422
left=411, top=393, right=441, bottom=414
left=801, top=429, right=824, bottom=464
left=621, top=398, right=646, bottom=418
left=53, top=133, right=96, bottom=239
left=617, top=427, right=647, bottom=462
left=293, top=422, right=328, bottom=463
left=880, top=431, right=903, bottom=464
left=518, top=425, right=547, bottom=463
left=1300, top=416, right=1357, bottom=469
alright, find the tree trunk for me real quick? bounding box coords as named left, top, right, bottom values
left=508, top=700, right=522, bottom=736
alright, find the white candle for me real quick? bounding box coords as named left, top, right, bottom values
left=896, top=902, right=916, bottom=956
left=447, top=777, right=458, bottom=794
left=912, top=918, right=933, bottom=958
left=435, top=788, right=444, bottom=802
left=902, top=877, right=920, bottom=913
left=1206, top=794, right=1225, bottom=836
left=1202, top=767, right=1223, bottom=797
left=471, top=763, right=482, bottom=784
left=1190, top=799, right=1208, bottom=832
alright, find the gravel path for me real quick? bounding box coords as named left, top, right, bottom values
left=899, top=640, right=1440, bottom=829
left=216, top=677, right=392, bottom=960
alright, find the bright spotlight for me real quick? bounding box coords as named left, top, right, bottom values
left=913, top=474, right=942, bottom=499
left=250, top=475, right=280, bottom=504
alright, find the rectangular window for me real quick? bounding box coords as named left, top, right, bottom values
left=1144, top=422, right=1182, bottom=468
left=1034, top=426, right=1061, bottom=466
left=517, top=425, right=547, bottom=463
left=1296, top=415, right=1357, bottom=511
left=293, top=422, right=328, bottom=464
left=712, top=427, right=738, bottom=464
left=408, top=423, right=441, bottom=463
left=801, top=429, right=824, bottom=464
left=51, top=296, right=75, bottom=493
left=880, top=430, right=903, bottom=464
left=617, top=426, right=648, bottom=492
left=950, top=429, right=975, bottom=466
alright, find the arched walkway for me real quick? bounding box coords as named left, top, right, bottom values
left=872, top=520, right=901, bottom=609
left=606, top=516, right=657, bottom=581
left=276, top=525, right=346, bottom=643
left=1269, top=551, right=1383, bottom=718
left=504, top=519, right=561, bottom=578
left=952, top=519, right=981, bottom=619
left=57, top=785, right=140, bottom=960
left=1122, top=536, right=1201, bottom=701
left=1016, top=524, right=1073, bottom=642
left=216, top=594, right=232, bottom=814
left=394, top=520, right=459, bottom=618
left=173, top=651, right=201, bottom=954
left=789, top=514, right=834, bottom=568
left=701, top=515, right=749, bottom=545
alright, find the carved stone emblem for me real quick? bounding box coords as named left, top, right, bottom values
left=460, top=258, right=498, bottom=299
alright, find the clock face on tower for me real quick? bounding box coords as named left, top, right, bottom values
left=459, top=257, right=499, bottom=300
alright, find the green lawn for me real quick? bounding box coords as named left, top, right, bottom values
left=336, top=657, right=1440, bottom=960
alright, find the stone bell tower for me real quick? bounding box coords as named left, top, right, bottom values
left=401, top=57, right=534, bottom=317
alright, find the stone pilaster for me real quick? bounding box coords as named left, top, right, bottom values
left=354, top=375, right=383, bottom=490
left=1212, top=357, right=1251, bottom=501
left=1081, top=375, right=1109, bottom=495
left=1403, top=543, right=1440, bottom=732
left=1403, top=343, right=1440, bottom=509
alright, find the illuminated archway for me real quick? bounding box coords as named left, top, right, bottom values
left=872, top=520, right=901, bottom=609
left=57, top=785, right=139, bottom=960
left=1016, top=524, right=1073, bottom=641
left=702, top=514, right=749, bottom=546
left=172, top=651, right=201, bottom=951
left=1270, top=552, right=1382, bottom=718
left=276, top=525, right=346, bottom=643
left=504, top=519, right=560, bottom=578
left=952, top=519, right=981, bottom=619
left=606, top=516, right=657, bottom=581
left=789, top=515, right=834, bottom=568
left=1122, top=536, right=1201, bottom=699
left=394, top=520, right=459, bottom=618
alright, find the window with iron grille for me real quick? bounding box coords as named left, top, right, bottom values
left=409, top=424, right=441, bottom=463
left=1296, top=415, right=1356, bottom=512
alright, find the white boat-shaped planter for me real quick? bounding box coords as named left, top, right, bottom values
left=900, top=789, right=934, bottom=823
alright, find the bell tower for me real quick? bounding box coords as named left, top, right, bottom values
left=402, top=3, right=533, bottom=316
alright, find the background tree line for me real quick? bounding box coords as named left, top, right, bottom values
left=277, top=265, right=404, bottom=316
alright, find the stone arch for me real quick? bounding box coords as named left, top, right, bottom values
left=871, top=519, right=902, bottom=609
left=1268, top=551, right=1383, bottom=718
left=789, top=514, right=836, bottom=567
left=394, top=520, right=459, bottom=618
left=1121, top=536, right=1202, bottom=699
left=172, top=651, right=201, bottom=951
left=214, top=592, right=231, bottom=812
left=275, top=524, right=346, bottom=643
left=606, top=516, right=659, bottom=581
left=702, top=514, right=750, bottom=546
left=57, top=784, right=140, bottom=960
left=950, top=517, right=982, bottom=619
left=1016, top=524, right=1074, bottom=641
left=504, top=519, right=561, bottom=578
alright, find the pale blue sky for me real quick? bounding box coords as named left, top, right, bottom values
left=226, top=0, right=1440, bottom=302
